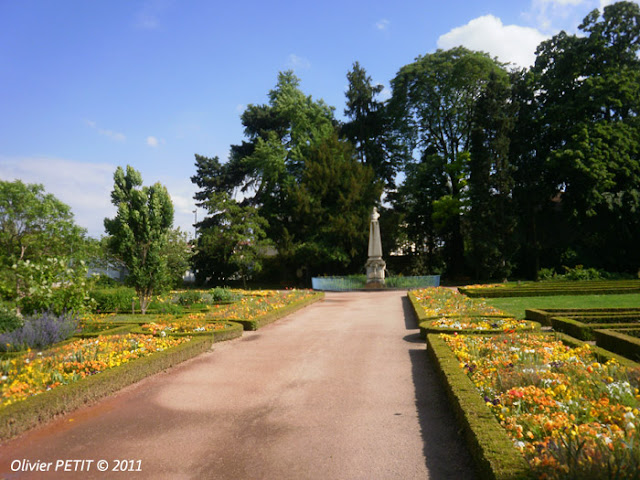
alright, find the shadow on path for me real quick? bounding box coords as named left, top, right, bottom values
left=403, top=299, right=478, bottom=479
left=402, top=296, right=419, bottom=330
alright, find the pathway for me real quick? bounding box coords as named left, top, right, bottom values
left=0, top=291, right=476, bottom=479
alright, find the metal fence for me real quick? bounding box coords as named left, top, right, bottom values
left=311, top=275, right=440, bottom=291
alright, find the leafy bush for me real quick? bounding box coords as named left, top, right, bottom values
left=207, top=287, right=241, bottom=303
left=0, top=303, right=22, bottom=333
left=173, top=290, right=203, bottom=306
left=0, top=312, right=79, bottom=352
left=16, top=258, right=93, bottom=315
left=90, top=287, right=137, bottom=313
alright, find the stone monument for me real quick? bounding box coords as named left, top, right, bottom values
left=365, top=207, right=386, bottom=287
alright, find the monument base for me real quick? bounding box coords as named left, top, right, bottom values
left=365, top=257, right=386, bottom=286
left=364, top=281, right=385, bottom=289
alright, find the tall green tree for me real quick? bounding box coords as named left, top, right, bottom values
left=389, top=47, right=508, bottom=275
left=468, top=71, right=517, bottom=280
left=193, top=191, right=269, bottom=286
left=286, top=133, right=382, bottom=275
left=343, top=62, right=397, bottom=190
left=530, top=1, right=640, bottom=272
left=103, top=166, right=174, bottom=314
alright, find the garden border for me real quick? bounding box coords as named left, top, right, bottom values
left=231, top=292, right=324, bottom=330
left=593, top=328, right=640, bottom=362
left=0, top=335, right=214, bottom=442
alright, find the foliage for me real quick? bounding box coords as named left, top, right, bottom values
left=14, top=257, right=93, bottom=315
left=161, top=228, right=193, bottom=288
left=103, top=165, right=174, bottom=314
left=342, top=61, right=398, bottom=190
left=0, top=180, right=90, bottom=312
left=0, top=303, right=22, bottom=334
left=0, top=312, right=79, bottom=352
left=388, top=47, right=508, bottom=276
left=90, top=287, right=137, bottom=313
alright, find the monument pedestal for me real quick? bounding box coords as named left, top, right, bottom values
left=365, top=257, right=386, bottom=287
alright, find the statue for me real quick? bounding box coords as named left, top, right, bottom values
left=365, top=207, right=386, bottom=287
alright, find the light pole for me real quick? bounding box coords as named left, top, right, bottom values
left=193, top=208, right=198, bottom=239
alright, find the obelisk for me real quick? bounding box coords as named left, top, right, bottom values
left=365, top=207, right=386, bottom=287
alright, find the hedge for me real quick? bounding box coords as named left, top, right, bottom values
left=593, top=329, right=640, bottom=362
left=550, top=315, right=640, bottom=340
left=426, top=333, right=532, bottom=480
left=460, top=280, right=640, bottom=298
left=231, top=292, right=324, bottom=331
left=0, top=335, right=214, bottom=442
left=525, top=308, right=640, bottom=326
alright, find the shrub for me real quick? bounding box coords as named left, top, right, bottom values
left=173, top=290, right=203, bottom=306
left=0, top=303, right=22, bottom=334
left=90, top=287, right=137, bottom=313
left=206, top=287, right=240, bottom=303
left=0, top=312, right=79, bottom=352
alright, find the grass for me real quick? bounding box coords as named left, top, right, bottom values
left=484, top=293, right=640, bottom=319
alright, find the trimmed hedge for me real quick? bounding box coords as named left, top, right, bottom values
left=550, top=315, right=640, bottom=340
left=0, top=335, right=214, bottom=442
left=593, top=329, right=640, bottom=362
left=231, top=292, right=324, bottom=331
left=426, top=333, right=532, bottom=479
left=460, top=280, right=640, bottom=298
left=525, top=308, right=640, bottom=326
left=407, top=290, right=509, bottom=323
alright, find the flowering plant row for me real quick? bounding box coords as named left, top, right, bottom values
left=443, top=332, right=640, bottom=478
left=0, top=334, right=190, bottom=409
left=411, top=287, right=503, bottom=318
left=140, top=320, right=232, bottom=335
left=427, top=316, right=537, bottom=332
left=205, top=289, right=315, bottom=321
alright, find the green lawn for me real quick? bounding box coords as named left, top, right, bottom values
left=484, top=293, right=640, bottom=319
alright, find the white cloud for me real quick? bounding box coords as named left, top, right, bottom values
left=146, top=136, right=166, bottom=147
left=0, top=156, right=197, bottom=239
left=0, top=156, right=116, bottom=238
left=85, top=119, right=126, bottom=142
left=437, top=15, right=549, bottom=68
left=375, top=19, right=390, bottom=31
left=287, top=54, right=311, bottom=71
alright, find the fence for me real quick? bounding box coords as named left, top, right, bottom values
left=311, top=275, right=440, bottom=291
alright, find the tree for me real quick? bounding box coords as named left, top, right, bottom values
left=193, top=192, right=269, bottom=286
left=286, top=133, right=382, bottom=275
left=389, top=47, right=508, bottom=275
left=103, top=166, right=174, bottom=314
left=529, top=1, right=640, bottom=272
left=343, top=62, right=397, bottom=190
left=162, top=228, right=193, bottom=288
left=468, top=71, right=517, bottom=280
left=0, top=180, right=90, bottom=312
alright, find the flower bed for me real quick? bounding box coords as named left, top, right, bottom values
left=0, top=333, right=213, bottom=441
left=438, top=332, right=640, bottom=479
left=419, top=316, right=540, bottom=337
left=0, top=334, right=190, bottom=409
left=409, top=288, right=505, bottom=320
left=207, top=290, right=323, bottom=330
left=136, top=319, right=243, bottom=342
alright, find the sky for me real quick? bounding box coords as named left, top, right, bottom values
left=0, top=0, right=631, bottom=239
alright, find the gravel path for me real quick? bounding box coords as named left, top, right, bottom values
left=0, top=291, right=476, bottom=479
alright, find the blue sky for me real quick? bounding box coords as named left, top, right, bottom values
left=0, top=0, right=629, bottom=238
